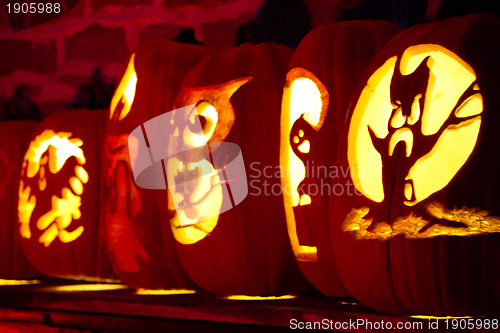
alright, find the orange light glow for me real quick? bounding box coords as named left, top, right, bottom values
left=43, top=284, right=129, bottom=292
left=175, top=77, right=251, bottom=143
left=348, top=45, right=482, bottom=208
left=280, top=68, right=329, bottom=261
left=225, top=295, right=296, bottom=301
left=135, top=289, right=196, bottom=295
left=110, top=54, right=137, bottom=121
left=168, top=158, right=221, bottom=245
left=37, top=188, right=84, bottom=247
left=184, top=102, right=218, bottom=148
left=19, top=130, right=88, bottom=246
left=0, top=279, right=41, bottom=286
left=170, top=77, right=252, bottom=245
left=343, top=201, right=500, bottom=240
left=18, top=182, right=35, bottom=239
left=410, top=315, right=476, bottom=320
left=281, top=69, right=328, bottom=207
left=348, top=56, right=397, bottom=203
left=339, top=301, right=361, bottom=306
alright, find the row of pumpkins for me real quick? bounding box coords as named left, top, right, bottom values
left=1, top=13, right=499, bottom=317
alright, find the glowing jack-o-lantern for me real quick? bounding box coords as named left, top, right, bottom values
left=18, top=110, right=116, bottom=282
left=104, top=41, right=212, bottom=290
left=348, top=45, right=482, bottom=212
left=280, top=21, right=401, bottom=296
left=0, top=121, right=39, bottom=280
left=19, top=129, right=87, bottom=247
left=167, top=78, right=250, bottom=245
left=331, top=13, right=500, bottom=316
left=173, top=42, right=312, bottom=296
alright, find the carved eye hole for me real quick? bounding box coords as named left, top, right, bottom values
left=408, top=94, right=422, bottom=125
left=197, top=102, right=218, bottom=139
left=183, top=102, right=218, bottom=148
left=390, top=103, right=406, bottom=129
left=390, top=95, right=423, bottom=129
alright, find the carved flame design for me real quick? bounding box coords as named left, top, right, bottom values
left=110, top=54, right=137, bottom=122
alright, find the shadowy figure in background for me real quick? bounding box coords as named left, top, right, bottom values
left=71, top=67, right=115, bottom=110
left=1, top=85, right=42, bottom=121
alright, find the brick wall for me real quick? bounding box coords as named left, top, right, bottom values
left=0, top=0, right=264, bottom=117
left=0, top=0, right=453, bottom=118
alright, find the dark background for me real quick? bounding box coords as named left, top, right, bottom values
left=0, top=0, right=499, bottom=119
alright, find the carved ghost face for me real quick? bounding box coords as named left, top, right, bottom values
left=280, top=68, right=329, bottom=261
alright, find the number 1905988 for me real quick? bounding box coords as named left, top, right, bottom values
left=6, top=2, right=61, bottom=14
left=445, top=318, right=498, bottom=330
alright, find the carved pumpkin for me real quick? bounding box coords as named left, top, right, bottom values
left=280, top=20, right=401, bottom=296
left=173, top=43, right=312, bottom=296
left=18, top=109, right=116, bottom=281
left=0, top=121, right=39, bottom=280
left=104, top=41, right=213, bottom=289
left=331, top=13, right=500, bottom=315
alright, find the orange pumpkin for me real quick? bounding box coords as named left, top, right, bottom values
left=332, top=13, right=500, bottom=316
left=0, top=121, right=39, bottom=280
left=280, top=20, right=401, bottom=296
left=18, top=109, right=116, bottom=281
left=172, top=43, right=312, bottom=296
left=104, top=41, right=213, bottom=289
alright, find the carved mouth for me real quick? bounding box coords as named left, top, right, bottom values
left=388, top=127, right=413, bottom=157
left=170, top=165, right=224, bottom=230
